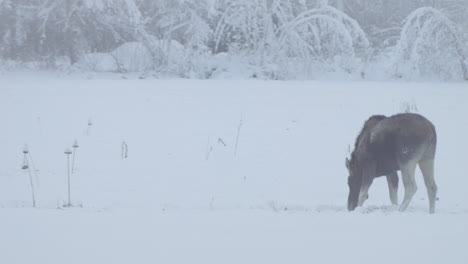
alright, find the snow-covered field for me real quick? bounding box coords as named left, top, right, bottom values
left=1, top=73, right=467, bottom=264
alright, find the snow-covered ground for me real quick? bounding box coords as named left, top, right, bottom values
left=1, top=73, right=467, bottom=264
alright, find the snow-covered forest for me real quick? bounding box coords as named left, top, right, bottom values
left=1, top=0, right=467, bottom=80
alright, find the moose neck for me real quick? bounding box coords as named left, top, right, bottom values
left=351, top=147, right=377, bottom=184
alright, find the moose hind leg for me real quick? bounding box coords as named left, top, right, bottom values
left=399, top=161, right=418, bottom=212
left=419, top=158, right=437, bottom=214
left=386, top=172, right=399, bottom=206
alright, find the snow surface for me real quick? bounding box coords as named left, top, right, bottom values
left=1, top=73, right=467, bottom=264
left=76, top=53, right=118, bottom=72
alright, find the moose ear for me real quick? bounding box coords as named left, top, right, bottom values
left=345, top=157, right=350, bottom=170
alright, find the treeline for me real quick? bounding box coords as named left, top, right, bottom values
left=0, top=0, right=467, bottom=80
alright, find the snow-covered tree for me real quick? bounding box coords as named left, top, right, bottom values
left=337, top=0, right=468, bottom=53
left=0, top=0, right=39, bottom=61
left=213, top=0, right=270, bottom=54
left=35, top=0, right=142, bottom=64
left=393, top=7, right=467, bottom=80
left=277, top=6, right=369, bottom=70
left=0, top=0, right=19, bottom=59
left=210, top=0, right=314, bottom=78
left=134, top=0, right=213, bottom=76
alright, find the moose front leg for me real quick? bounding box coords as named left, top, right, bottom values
left=358, top=179, right=373, bottom=207
left=386, top=171, right=399, bottom=206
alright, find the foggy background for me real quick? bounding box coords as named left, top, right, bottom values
left=0, top=0, right=467, bottom=80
